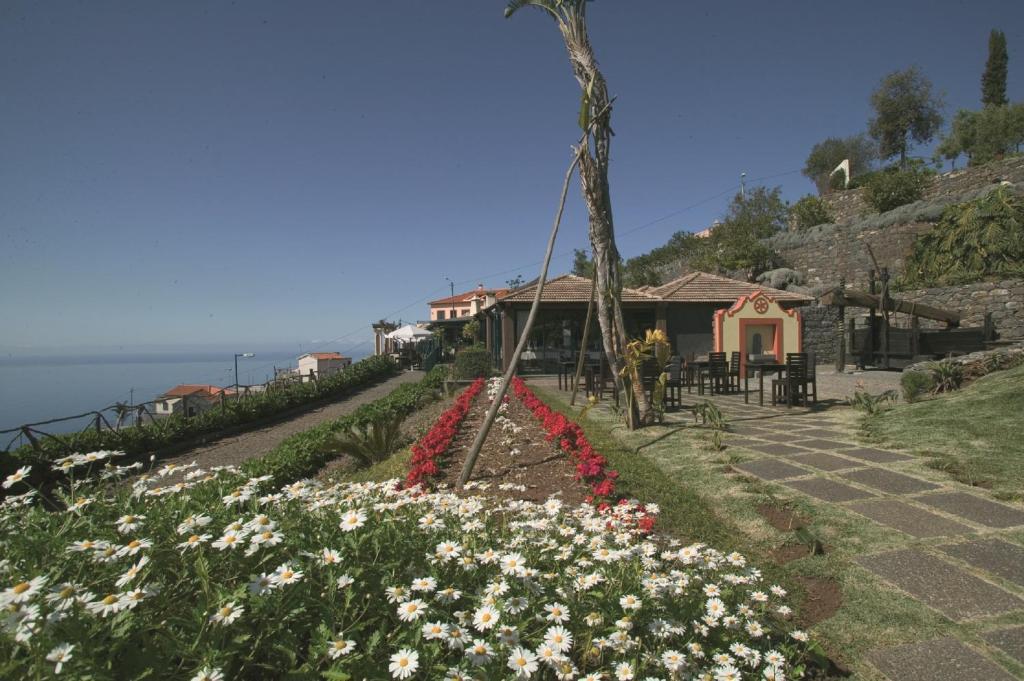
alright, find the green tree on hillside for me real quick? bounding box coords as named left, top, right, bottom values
left=869, top=67, right=945, bottom=167
left=803, top=134, right=877, bottom=193
left=982, top=29, right=1009, bottom=107
left=571, top=248, right=595, bottom=278
left=691, top=187, right=785, bottom=279
left=936, top=103, right=1024, bottom=166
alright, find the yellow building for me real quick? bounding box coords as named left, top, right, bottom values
left=712, top=290, right=803, bottom=369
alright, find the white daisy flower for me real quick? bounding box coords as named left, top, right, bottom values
left=327, top=638, right=355, bottom=659
left=396, top=598, right=428, bottom=622
left=472, top=605, right=499, bottom=631
left=507, top=646, right=539, bottom=678
left=1, top=576, right=46, bottom=605
left=190, top=667, right=224, bottom=681
left=388, top=648, right=419, bottom=679
left=340, top=509, right=367, bottom=532
left=209, top=602, right=243, bottom=626
left=45, top=643, right=74, bottom=674
left=2, top=466, right=31, bottom=489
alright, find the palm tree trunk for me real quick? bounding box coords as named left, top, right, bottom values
left=557, top=14, right=653, bottom=427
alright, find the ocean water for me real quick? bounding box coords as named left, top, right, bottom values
left=0, top=350, right=368, bottom=437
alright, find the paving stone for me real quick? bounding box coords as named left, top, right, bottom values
left=846, top=499, right=975, bottom=538
left=782, top=477, right=877, bottom=502
left=855, top=549, right=1024, bottom=621
left=724, top=438, right=763, bottom=450
left=732, top=459, right=809, bottom=481
left=755, top=432, right=800, bottom=442
left=868, top=636, right=1018, bottom=681
left=984, top=627, right=1024, bottom=665
left=728, top=424, right=771, bottom=436
left=939, top=539, right=1024, bottom=588
left=840, top=447, right=914, bottom=464
left=747, top=443, right=811, bottom=456
left=917, top=492, right=1024, bottom=529
left=791, top=438, right=856, bottom=451
left=788, top=452, right=863, bottom=472
left=794, top=428, right=849, bottom=439
left=840, top=468, right=941, bottom=495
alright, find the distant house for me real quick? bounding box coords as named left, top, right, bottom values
left=428, top=284, right=509, bottom=321
left=297, top=352, right=351, bottom=380
left=155, top=384, right=234, bottom=418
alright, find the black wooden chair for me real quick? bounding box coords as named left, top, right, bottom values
left=664, top=355, right=683, bottom=410
left=586, top=356, right=618, bottom=403
left=700, top=352, right=730, bottom=395
left=727, top=351, right=742, bottom=393
left=772, top=353, right=810, bottom=407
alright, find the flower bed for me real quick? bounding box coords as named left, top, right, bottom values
left=511, top=377, right=619, bottom=503
left=0, top=461, right=814, bottom=679
left=404, top=378, right=485, bottom=488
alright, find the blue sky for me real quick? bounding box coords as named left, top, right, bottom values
left=2, top=0, right=1022, bottom=361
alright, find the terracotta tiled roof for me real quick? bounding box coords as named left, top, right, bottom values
left=160, top=384, right=233, bottom=399
left=500, top=274, right=657, bottom=303
left=429, top=288, right=510, bottom=306
left=647, top=272, right=812, bottom=303
left=302, top=352, right=348, bottom=361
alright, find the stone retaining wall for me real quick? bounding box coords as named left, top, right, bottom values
left=801, top=304, right=842, bottom=365
left=807, top=156, right=1024, bottom=229
left=898, top=280, right=1024, bottom=340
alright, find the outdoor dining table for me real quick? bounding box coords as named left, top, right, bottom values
left=559, top=360, right=599, bottom=391
left=744, top=359, right=788, bottom=406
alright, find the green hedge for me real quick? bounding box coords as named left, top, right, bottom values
left=3, top=355, right=399, bottom=478
left=241, top=366, right=447, bottom=486
left=452, top=346, right=493, bottom=379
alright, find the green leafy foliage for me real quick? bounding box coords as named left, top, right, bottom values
left=926, top=360, right=964, bottom=394
left=862, top=167, right=929, bottom=213
left=241, top=366, right=446, bottom=486
left=2, top=356, right=399, bottom=481
left=869, top=66, right=945, bottom=166
left=848, top=389, right=898, bottom=415
left=901, top=187, right=1024, bottom=287
left=452, top=346, right=492, bottom=379
left=460, top=318, right=480, bottom=343
left=935, top=104, right=1024, bottom=166
left=982, top=29, right=1009, bottom=107
left=331, top=415, right=406, bottom=468
left=900, top=371, right=936, bottom=403
left=790, top=195, right=834, bottom=230
left=802, top=134, right=877, bottom=193
left=571, top=248, right=595, bottom=278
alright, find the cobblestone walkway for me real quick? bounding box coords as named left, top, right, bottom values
left=711, top=393, right=1024, bottom=681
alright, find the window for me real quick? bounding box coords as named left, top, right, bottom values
left=461, top=309, right=470, bottom=317
left=437, top=310, right=445, bottom=320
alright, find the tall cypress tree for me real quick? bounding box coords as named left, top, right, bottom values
left=982, top=29, right=1009, bottom=107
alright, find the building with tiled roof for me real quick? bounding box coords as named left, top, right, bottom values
left=478, top=272, right=812, bottom=372
left=155, top=384, right=235, bottom=418
left=298, top=352, right=352, bottom=379
left=428, top=284, right=509, bottom=321
left=648, top=272, right=811, bottom=304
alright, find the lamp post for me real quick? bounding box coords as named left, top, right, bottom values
left=234, top=352, right=255, bottom=391
left=444, top=277, right=456, bottom=318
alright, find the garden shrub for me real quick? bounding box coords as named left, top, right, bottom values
left=790, top=195, right=833, bottom=230
left=926, top=360, right=964, bottom=394
left=863, top=168, right=928, bottom=213
left=900, top=370, right=936, bottom=403
left=452, top=346, right=492, bottom=379
left=901, top=186, right=1024, bottom=288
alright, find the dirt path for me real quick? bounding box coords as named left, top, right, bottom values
left=152, top=371, right=425, bottom=475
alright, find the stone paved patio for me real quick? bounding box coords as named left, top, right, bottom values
left=529, top=374, right=1024, bottom=679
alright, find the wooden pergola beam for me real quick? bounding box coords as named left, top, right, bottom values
left=819, top=289, right=960, bottom=326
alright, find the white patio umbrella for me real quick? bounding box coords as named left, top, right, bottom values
left=385, top=324, right=432, bottom=343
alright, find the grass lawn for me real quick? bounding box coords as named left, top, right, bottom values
left=864, top=364, right=1024, bottom=501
